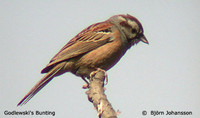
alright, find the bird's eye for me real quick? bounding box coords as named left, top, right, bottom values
left=131, top=29, right=137, bottom=34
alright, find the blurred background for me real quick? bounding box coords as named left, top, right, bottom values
left=1, top=0, right=200, bottom=117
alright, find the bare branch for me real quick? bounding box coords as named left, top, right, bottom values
left=86, top=69, right=117, bottom=118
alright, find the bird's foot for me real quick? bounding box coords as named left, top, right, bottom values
left=82, top=83, right=89, bottom=89
left=90, top=68, right=108, bottom=85
left=81, top=77, right=90, bottom=89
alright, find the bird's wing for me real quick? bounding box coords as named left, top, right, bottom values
left=41, top=22, right=114, bottom=73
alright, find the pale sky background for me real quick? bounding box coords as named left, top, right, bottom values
left=1, top=0, right=200, bottom=118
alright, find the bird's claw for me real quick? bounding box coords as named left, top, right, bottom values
left=90, top=68, right=108, bottom=85
left=82, top=83, right=89, bottom=89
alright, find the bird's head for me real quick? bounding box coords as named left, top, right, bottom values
left=110, top=14, right=148, bottom=46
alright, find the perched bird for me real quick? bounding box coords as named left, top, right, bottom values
left=17, top=14, right=148, bottom=106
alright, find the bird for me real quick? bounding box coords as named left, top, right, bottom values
left=17, top=14, right=148, bottom=106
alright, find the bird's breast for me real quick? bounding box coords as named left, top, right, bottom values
left=74, top=39, right=126, bottom=77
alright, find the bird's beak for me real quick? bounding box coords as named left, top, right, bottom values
left=140, top=35, right=149, bottom=44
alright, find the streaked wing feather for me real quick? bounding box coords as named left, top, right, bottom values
left=41, top=22, right=113, bottom=73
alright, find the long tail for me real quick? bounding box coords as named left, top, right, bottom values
left=17, top=63, right=65, bottom=106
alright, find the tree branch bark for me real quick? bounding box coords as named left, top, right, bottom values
left=86, top=69, right=117, bottom=118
